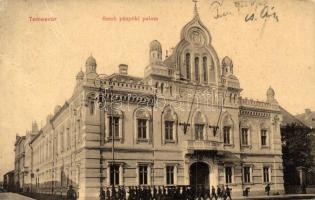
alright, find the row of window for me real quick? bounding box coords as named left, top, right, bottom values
left=185, top=53, right=213, bottom=82
left=240, top=128, right=269, bottom=147
left=225, top=166, right=271, bottom=184
left=109, top=164, right=177, bottom=186
left=109, top=164, right=272, bottom=186
left=108, top=114, right=269, bottom=147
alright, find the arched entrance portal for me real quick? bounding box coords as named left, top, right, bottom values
left=189, top=162, right=209, bottom=189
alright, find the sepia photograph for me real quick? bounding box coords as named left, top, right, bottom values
left=0, top=0, right=314, bottom=199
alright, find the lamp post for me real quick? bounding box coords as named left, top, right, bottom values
left=94, top=77, right=116, bottom=199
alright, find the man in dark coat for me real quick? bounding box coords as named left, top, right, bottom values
left=99, top=187, right=106, bottom=200
left=226, top=185, right=232, bottom=200
left=265, top=184, right=270, bottom=196
left=217, top=185, right=221, bottom=199
left=66, top=185, right=78, bottom=200
left=210, top=186, right=217, bottom=200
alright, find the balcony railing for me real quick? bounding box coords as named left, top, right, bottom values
left=184, top=140, right=223, bottom=153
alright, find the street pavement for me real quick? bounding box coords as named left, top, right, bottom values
left=234, top=194, right=315, bottom=200
left=0, top=193, right=35, bottom=200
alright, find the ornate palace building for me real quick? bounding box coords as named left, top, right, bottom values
left=16, top=4, right=284, bottom=200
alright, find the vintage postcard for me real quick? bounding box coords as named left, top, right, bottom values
left=0, top=0, right=314, bottom=200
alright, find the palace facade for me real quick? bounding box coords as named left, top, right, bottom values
left=15, top=5, right=284, bottom=200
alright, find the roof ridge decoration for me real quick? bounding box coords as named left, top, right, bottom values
left=180, top=0, right=211, bottom=46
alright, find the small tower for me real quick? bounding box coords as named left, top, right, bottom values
left=150, top=40, right=162, bottom=64
left=266, top=86, right=278, bottom=104
left=222, top=56, right=233, bottom=76
left=85, top=55, right=97, bottom=74
left=31, top=121, right=39, bottom=134
left=76, top=69, right=84, bottom=84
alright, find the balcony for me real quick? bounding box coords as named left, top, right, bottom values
left=184, top=140, right=224, bottom=154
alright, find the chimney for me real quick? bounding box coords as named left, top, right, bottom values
left=119, top=64, right=128, bottom=75
left=305, top=108, right=311, bottom=115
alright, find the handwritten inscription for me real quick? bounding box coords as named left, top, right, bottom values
left=209, top=0, right=279, bottom=23
left=211, top=1, right=232, bottom=19
left=245, top=5, right=279, bottom=22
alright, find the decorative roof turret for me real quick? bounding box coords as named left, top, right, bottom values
left=76, top=69, right=84, bottom=80
left=266, top=86, right=278, bottom=104
left=85, top=54, right=97, bottom=74
left=149, top=40, right=162, bottom=64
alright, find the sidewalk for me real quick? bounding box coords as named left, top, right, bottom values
left=234, top=194, right=315, bottom=200
left=0, top=192, right=36, bottom=200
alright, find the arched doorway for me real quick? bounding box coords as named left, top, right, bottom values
left=189, top=162, right=209, bottom=189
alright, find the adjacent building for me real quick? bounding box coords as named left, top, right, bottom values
left=295, top=109, right=315, bottom=186
left=13, top=122, right=38, bottom=192
left=3, top=170, right=15, bottom=192
left=13, top=4, right=285, bottom=200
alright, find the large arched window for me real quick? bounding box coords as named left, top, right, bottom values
left=162, top=106, right=178, bottom=143
left=134, top=108, right=151, bottom=143
left=186, top=53, right=191, bottom=80
left=203, top=56, right=208, bottom=82
left=193, top=111, right=207, bottom=140
left=195, top=57, right=200, bottom=82
left=209, top=57, right=215, bottom=82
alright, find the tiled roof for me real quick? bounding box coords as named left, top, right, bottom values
left=280, top=106, right=307, bottom=127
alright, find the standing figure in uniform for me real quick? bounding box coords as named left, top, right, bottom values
left=99, top=187, right=106, bottom=200
left=66, top=185, right=78, bottom=200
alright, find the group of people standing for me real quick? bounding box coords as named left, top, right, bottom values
left=98, top=185, right=232, bottom=200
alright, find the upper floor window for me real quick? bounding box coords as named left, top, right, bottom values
left=135, top=108, right=151, bottom=142
left=222, top=114, right=234, bottom=145
left=186, top=53, right=191, bottom=80
left=223, top=126, right=231, bottom=144
left=138, top=119, right=147, bottom=139
left=195, top=124, right=204, bottom=140
left=60, top=131, right=64, bottom=152
left=195, top=57, right=200, bottom=82
left=90, top=100, right=95, bottom=115
left=66, top=128, right=70, bottom=149
left=109, top=116, right=120, bottom=138
left=193, top=111, right=206, bottom=140
left=241, top=128, right=249, bottom=146
left=165, top=121, right=174, bottom=140
left=106, top=109, right=123, bottom=141
left=203, top=56, right=208, bottom=82
left=161, top=83, right=164, bottom=94
left=261, top=129, right=268, bottom=146
left=163, top=106, right=177, bottom=143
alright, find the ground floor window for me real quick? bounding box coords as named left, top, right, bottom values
left=263, top=166, right=270, bottom=183
left=243, top=166, right=251, bottom=183
left=166, top=166, right=174, bottom=185
left=225, top=166, right=233, bottom=183
left=110, top=164, right=120, bottom=186
left=139, top=165, right=148, bottom=185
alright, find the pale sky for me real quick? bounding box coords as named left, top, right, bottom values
left=0, top=0, right=314, bottom=180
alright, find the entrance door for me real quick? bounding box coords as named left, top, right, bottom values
left=189, top=162, right=209, bottom=189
